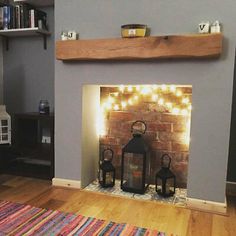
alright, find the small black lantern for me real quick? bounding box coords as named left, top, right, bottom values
left=155, top=154, right=176, bottom=197
left=99, top=148, right=116, bottom=188
left=121, top=120, right=150, bottom=194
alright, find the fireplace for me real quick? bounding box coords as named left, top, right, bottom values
left=99, top=85, right=192, bottom=190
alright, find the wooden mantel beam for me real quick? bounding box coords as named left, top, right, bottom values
left=56, top=33, right=223, bottom=61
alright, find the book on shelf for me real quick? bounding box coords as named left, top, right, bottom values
left=29, top=9, right=47, bottom=30
left=0, top=2, right=48, bottom=31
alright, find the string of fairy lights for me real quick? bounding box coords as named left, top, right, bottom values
left=100, top=85, right=192, bottom=116
left=97, top=84, right=192, bottom=145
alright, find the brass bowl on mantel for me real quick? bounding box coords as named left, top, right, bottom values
left=121, top=24, right=149, bottom=38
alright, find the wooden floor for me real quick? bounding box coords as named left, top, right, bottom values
left=0, top=174, right=235, bottom=236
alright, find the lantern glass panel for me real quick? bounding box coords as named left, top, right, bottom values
left=166, top=178, right=175, bottom=195
left=2, top=135, right=8, bottom=141
left=156, top=176, right=162, bottom=193
left=2, top=127, right=8, bottom=133
left=156, top=176, right=175, bottom=196
left=123, top=152, right=144, bottom=189
left=105, top=172, right=114, bottom=185
left=1, top=120, right=8, bottom=126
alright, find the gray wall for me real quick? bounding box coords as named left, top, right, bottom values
left=55, top=0, right=236, bottom=202
left=3, top=6, right=54, bottom=114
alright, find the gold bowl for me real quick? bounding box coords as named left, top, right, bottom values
left=121, top=24, right=148, bottom=38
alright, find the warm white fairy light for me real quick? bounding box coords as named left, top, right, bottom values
left=181, top=109, right=188, bottom=116
left=128, top=99, right=133, bottom=105
left=141, top=86, right=151, bottom=95
left=166, top=102, right=173, bottom=110
left=136, top=85, right=140, bottom=91
left=172, top=107, right=180, bottom=115
left=119, top=85, right=125, bottom=93
left=176, top=90, right=182, bottom=97
left=103, top=84, right=192, bottom=116
left=152, top=94, right=158, bottom=102
left=113, top=104, right=119, bottom=110
left=121, top=101, right=127, bottom=109
left=170, top=85, right=176, bottom=92
left=153, top=85, right=158, bottom=90
left=127, top=86, right=133, bottom=92
left=182, top=97, right=189, bottom=104
left=161, top=84, right=167, bottom=91
left=158, top=98, right=164, bottom=105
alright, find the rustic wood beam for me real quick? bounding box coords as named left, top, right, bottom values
left=56, top=33, right=223, bottom=61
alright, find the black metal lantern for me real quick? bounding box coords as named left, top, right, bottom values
left=121, top=120, right=150, bottom=194
left=99, top=148, right=116, bottom=188
left=155, top=154, right=176, bottom=197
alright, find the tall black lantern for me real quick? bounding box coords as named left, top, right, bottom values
left=155, top=154, right=176, bottom=197
left=121, top=120, right=150, bottom=194
left=99, top=148, right=116, bottom=188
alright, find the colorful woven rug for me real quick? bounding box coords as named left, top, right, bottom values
left=0, top=200, right=175, bottom=236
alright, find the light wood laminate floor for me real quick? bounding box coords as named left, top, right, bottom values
left=0, top=174, right=235, bottom=236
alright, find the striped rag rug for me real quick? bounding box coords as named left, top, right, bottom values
left=0, top=200, right=175, bottom=236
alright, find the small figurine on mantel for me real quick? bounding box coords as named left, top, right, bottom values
left=61, top=30, right=79, bottom=40
left=198, top=20, right=221, bottom=34
left=198, top=21, right=210, bottom=34
left=210, top=21, right=221, bottom=33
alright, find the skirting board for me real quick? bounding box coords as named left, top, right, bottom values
left=52, top=178, right=81, bottom=189
left=186, top=197, right=227, bottom=215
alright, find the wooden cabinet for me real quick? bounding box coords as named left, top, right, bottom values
left=6, top=113, right=54, bottom=179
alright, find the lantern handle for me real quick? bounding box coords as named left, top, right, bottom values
left=102, top=148, right=114, bottom=162
left=161, top=154, right=171, bottom=169
left=131, top=120, right=147, bottom=134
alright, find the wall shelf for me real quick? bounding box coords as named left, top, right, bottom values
left=0, top=28, right=51, bottom=50
left=13, top=0, right=54, bottom=7
left=56, top=33, right=223, bottom=61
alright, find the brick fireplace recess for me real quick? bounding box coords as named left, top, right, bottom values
left=99, top=84, right=192, bottom=188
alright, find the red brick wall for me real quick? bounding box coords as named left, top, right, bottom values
left=100, top=86, right=192, bottom=188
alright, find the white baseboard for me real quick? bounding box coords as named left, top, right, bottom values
left=186, top=197, right=227, bottom=215
left=52, top=178, right=81, bottom=189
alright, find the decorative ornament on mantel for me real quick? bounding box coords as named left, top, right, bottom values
left=121, top=24, right=149, bottom=38
left=198, top=20, right=221, bottom=34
